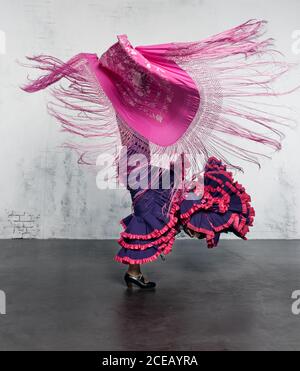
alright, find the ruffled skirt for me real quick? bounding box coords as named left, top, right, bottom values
left=115, top=157, right=255, bottom=264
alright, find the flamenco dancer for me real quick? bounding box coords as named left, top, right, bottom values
left=21, top=20, right=298, bottom=289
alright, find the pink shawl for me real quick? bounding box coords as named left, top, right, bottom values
left=20, top=19, right=298, bottom=171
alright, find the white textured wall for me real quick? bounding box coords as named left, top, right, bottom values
left=0, top=0, right=300, bottom=239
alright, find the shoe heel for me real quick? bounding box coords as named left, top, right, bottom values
left=124, top=275, right=133, bottom=288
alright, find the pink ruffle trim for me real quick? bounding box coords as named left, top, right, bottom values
left=120, top=202, right=180, bottom=240
left=186, top=213, right=245, bottom=249
left=114, top=236, right=175, bottom=264
left=118, top=227, right=178, bottom=250
left=115, top=157, right=256, bottom=262
left=181, top=163, right=255, bottom=248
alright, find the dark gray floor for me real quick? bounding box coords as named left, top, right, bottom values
left=0, top=239, right=299, bottom=351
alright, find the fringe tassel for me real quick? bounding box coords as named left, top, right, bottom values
left=137, top=19, right=299, bottom=171
left=19, top=19, right=300, bottom=173
left=19, top=53, right=120, bottom=166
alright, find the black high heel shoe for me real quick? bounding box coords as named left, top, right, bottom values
left=124, top=272, right=156, bottom=289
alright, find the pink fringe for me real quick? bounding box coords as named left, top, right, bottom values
left=137, top=20, right=273, bottom=60
left=20, top=20, right=299, bottom=170
left=19, top=53, right=119, bottom=166
left=140, top=19, right=300, bottom=170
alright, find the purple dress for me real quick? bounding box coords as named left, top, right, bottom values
left=115, top=118, right=255, bottom=264
left=22, top=20, right=298, bottom=265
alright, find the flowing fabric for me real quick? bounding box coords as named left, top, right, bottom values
left=115, top=156, right=255, bottom=264
left=21, top=19, right=298, bottom=171
left=20, top=19, right=298, bottom=264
